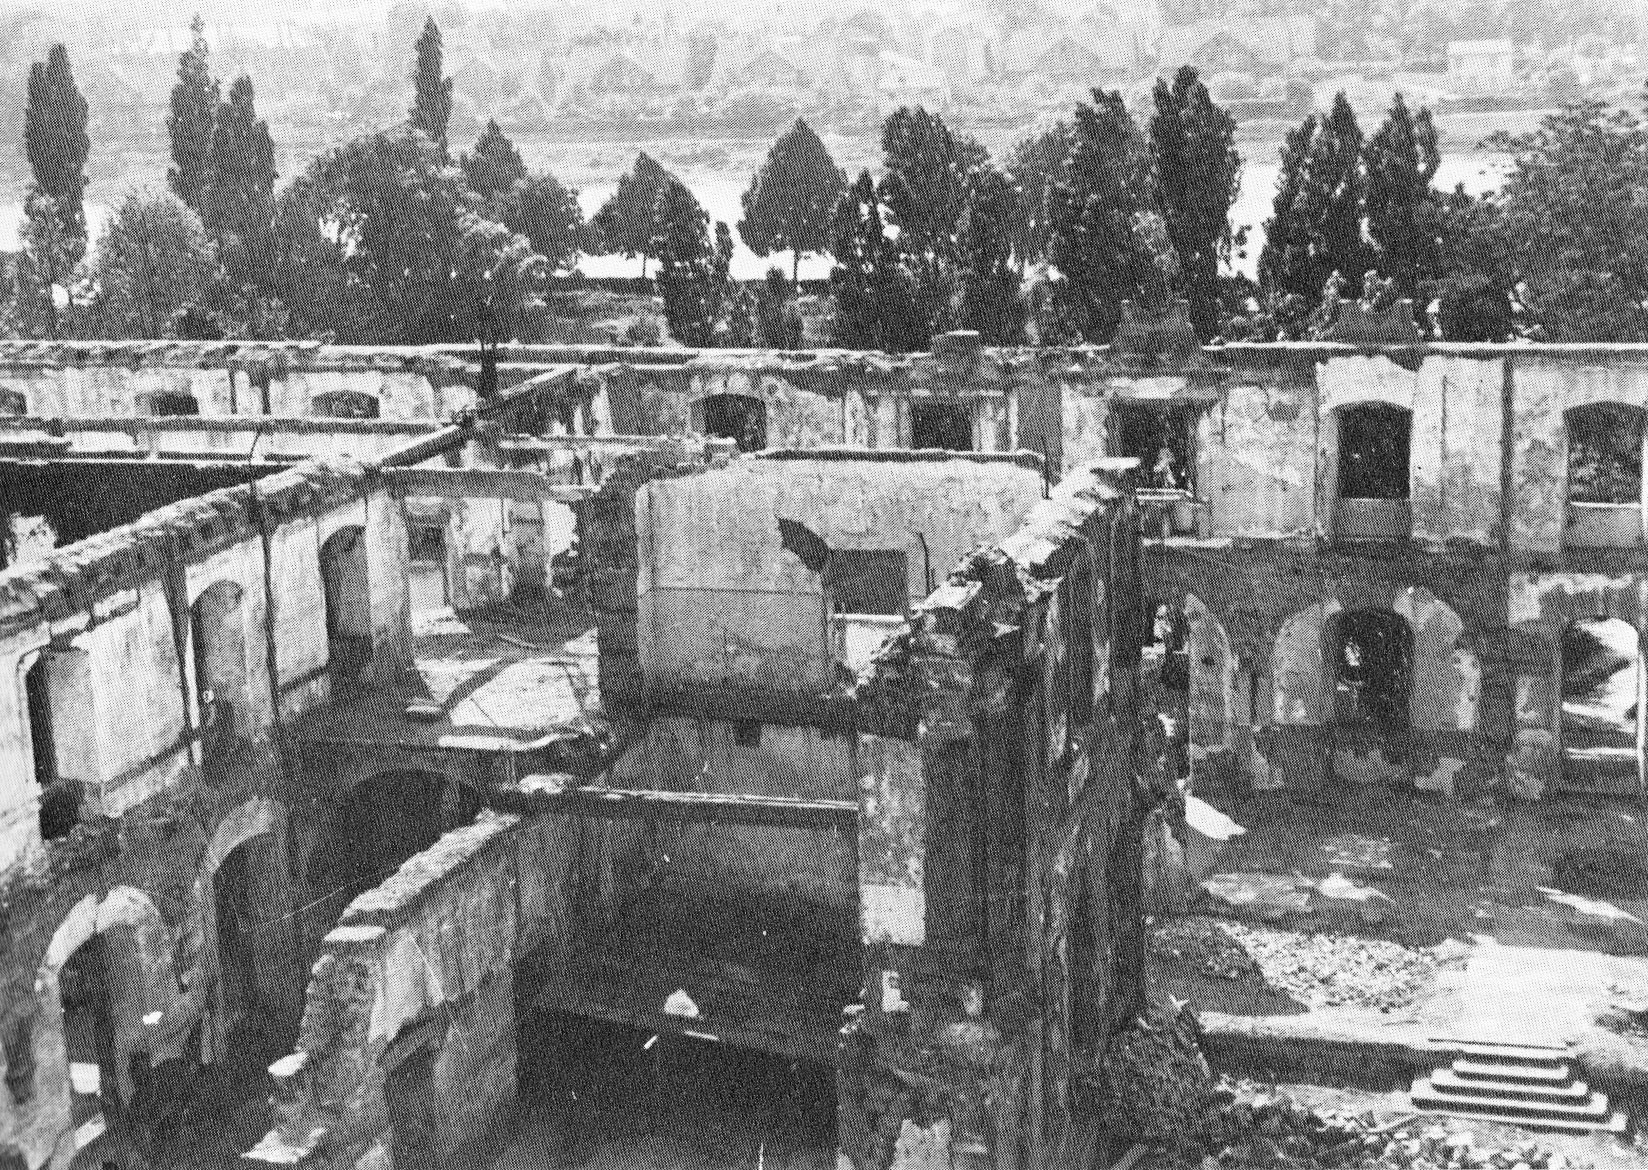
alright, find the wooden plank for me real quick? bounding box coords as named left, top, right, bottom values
left=494, top=779, right=858, bottom=830
left=385, top=466, right=598, bottom=502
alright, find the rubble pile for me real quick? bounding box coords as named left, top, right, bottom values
left=1096, top=1004, right=1217, bottom=1142
left=1150, top=917, right=1435, bottom=1012
left=1185, top=1089, right=1589, bottom=1170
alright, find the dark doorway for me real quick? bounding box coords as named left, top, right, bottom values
left=1115, top=403, right=1196, bottom=491
left=25, top=654, right=55, bottom=788
left=320, top=527, right=372, bottom=681
left=191, top=582, right=249, bottom=759
left=702, top=394, right=768, bottom=453
left=59, top=935, right=120, bottom=1123
left=1331, top=609, right=1413, bottom=730
left=1338, top=404, right=1412, bottom=500
left=215, top=846, right=258, bottom=1030
left=910, top=401, right=972, bottom=451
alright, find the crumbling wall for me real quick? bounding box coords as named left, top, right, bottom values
left=0, top=343, right=484, bottom=422
left=634, top=453, right=1044, bottom=698
left=245, top=809, right=586, bottom=1170
left=844, top=459, right=1149, bottom=1170
left=604, top=716, right=859, bottom=911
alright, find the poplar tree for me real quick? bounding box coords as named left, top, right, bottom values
left=409, top=17, right=454, bottom=157
left=24, top=45, right=91, bottom=237
left=1150, top=66, right=1242, bottom=339
left=1258, top=93, right=1368, bottom=300
left=168, top=14, right=219, bottom=211
left=1364, top=93, right=1445, bottom=297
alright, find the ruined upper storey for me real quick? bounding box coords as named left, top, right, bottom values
left=3, top=338, right=1648, bottom=559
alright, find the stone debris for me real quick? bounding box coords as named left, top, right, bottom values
left=1321, top=835, right=1395, bottom=875
left=1096, top=1003, right=1216, bottom=1143
left=1150, top=918, right=1436, bottom=1011
left=1166, top=1084, right=1593, bottom=1169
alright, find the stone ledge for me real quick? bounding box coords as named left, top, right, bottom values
left=335, top=810, right=520, bottom=932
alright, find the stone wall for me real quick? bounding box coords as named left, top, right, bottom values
left=633, top=452, right=1046, bottom=699
left=245, top=809, right=587, bottom=1170
left=0, top=451, right=424, bottom=1169
left=843, top=459, right=1150, bottom=1170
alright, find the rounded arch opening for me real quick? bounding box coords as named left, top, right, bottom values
left=1561, top=617, right=1645, bottom=792
left=191, top=580, right=249, bottom=755
left=1329, top=608, right=1414, bottom=732
left=320, top=525, right=372, bottom=681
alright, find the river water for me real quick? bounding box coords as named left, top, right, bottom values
left=0, top=155, right=1510, bottom=286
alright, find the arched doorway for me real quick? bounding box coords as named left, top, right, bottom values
left=59, top=933, right=121, bottom=1162
left=191, top=582, right=249, bottom=758
left=213, top=833, right=284, bottom=1035
left=320, top=526, right=372, bottom=681
left=1330, top=609, right=1413, bottom=731
left=1561, top=617, right=1645, bottom=793
left=1335, top=403, right=1412, bottom=541
left=700, top=393, right=767, bottom=452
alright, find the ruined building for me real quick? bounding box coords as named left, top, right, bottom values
left=0, top=331, right=1642, bottom=1170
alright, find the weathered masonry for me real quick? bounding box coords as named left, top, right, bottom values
left=2, top=335, right=1647, bottom=1170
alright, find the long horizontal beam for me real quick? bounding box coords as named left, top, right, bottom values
left=492, top=778, right=858, bottom=830
left=384, top=466, right=598, bottom=502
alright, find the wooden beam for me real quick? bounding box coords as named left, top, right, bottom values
left=497, top=434, right=694, bottom=452
left=493, top=778, right=858, bottom=830
left=385, top=466, right=598, bottom=502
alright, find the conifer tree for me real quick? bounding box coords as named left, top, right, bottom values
left=592, top=152, right=673, bottom=278
left=828, top=170, right=926, bottom=352
left=957, top=165, right=1025, bottom=343
left=168, top=15, right=219, bottom=211
left=1258, top=93, right=1368, bottom=300
left=1047, top=89, right=1161, bottom=341
left=461, top=119, right=528, bottom=203
left=1364, top=93, right=1444, bottom=297
left=1150, top=66, right=1242, bottom=339
left=409, top=17, right=454, bottom=157
left=24, top=45, right=91, bottom=237
left=201, top=75, right=278, bottom=288
left=738, top=118, right=846, bottom=283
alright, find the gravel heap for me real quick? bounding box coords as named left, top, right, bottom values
left=1150, top=917, right=1435, bottom=1012
left=1183, top=1087, right=1591, bottom=1170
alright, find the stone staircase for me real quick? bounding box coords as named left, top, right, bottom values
left=1412, top=1039, right=1629, bottom=1134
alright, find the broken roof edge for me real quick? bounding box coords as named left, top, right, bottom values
left=852, top=458, right=1137, bottom=738
left=0, top=455, right=384, bottom=637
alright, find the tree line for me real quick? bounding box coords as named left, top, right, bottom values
left=6, top=16, right=1646, bottom=349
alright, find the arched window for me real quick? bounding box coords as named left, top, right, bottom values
left=1565, top=403, right=1645, bottom=547
left=312, top=389, right=382, bottom=420
left=1566, top=404, right=1644, bottom=504
left=139, top=391, right=201, bottom=417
